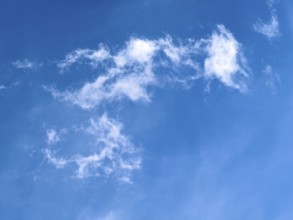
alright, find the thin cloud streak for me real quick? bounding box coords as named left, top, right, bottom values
left=12, top=59, right=41, bottom=70
left=57, top=45, right=111, bottom=71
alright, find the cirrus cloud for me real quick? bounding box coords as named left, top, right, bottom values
left=47, top=25, right=248, bottom=109
left=44, top=114, right=141, bottom=183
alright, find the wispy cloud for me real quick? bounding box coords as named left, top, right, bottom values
left=263, top=64, right=280, bottom=92
left=46, top=129, right=62, bottom=145
left=253, top=0, right=280, bottom=39
left=43, top=26, right=248, bottom=184
left=97, top=212, right=118, bottom=220
left=77, top=211, right=120, bottom=220
left=0, top=81, right=21, bottom=91
left=47, top=25, right=248, bottom=109
left=254, top=14, right=279, bottom=39
left=202, top=25, right=248, bottom=91
left=12, top=59, right=41, bottom=70
left=57, top=45, right=110, bottom=71
left=114, top=38, right=158, bottom=66
left=43, top=149, right=67, bottom=169
left=44, top=114, right=141, bottom=183
left=0, top=85, right=7, bottom=90
left=267, top=0, right=278, bottom=8
left=45, top=64, right=155, bottom=109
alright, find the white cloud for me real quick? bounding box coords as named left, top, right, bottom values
left=46, top=65, right=155, bottom=109
left=12, top=59, right=40, bottom=70
left=263, top=64, right=280, bottom=91
left=202, top=25, right=248, bottom=91
left=46, top=129, right=61, bottom=145
left=42, top=26, right=250, bottom=185
left=57, top=45, right=110, bottom=71
left=114, top=38, right=158, bottom=66
left=44, top=114, right=141, bottom=182
left=78, top=211, right=120, bottom=220
left=48, top=26, right=248, bottom=109
left=97, top=212, right=117, bottom=220
left=253, top=0, right=280, bottom=39
left=51, top=38, right=160, bottom=109
left=267, top=0, right=278, bottom=8
left=77, top=211, right=120, bottom=220
left=44, top=76, right=110, bottom=109
left=254, top=14, right=280, bottom=39
left=158, top=36, right=196, bottom=66
left=0, top=82, right=21, bottom=91
left=44, top=149, right=67, bottom=168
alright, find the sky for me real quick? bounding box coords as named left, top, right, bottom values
left=1, top=0, right=293, bottom=219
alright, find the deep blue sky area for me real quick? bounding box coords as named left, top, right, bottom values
left=1, top=0, right=293, bottom=219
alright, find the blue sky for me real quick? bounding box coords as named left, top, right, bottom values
left=1, top=0, right=293, bottom=219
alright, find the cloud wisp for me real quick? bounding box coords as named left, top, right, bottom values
left=12, top=59, right=41, bottom=70
left=263, top=64, right=280, bottom=92
left=0, top=85, right=7, bottom=90
left=46, top=128, right=66, bottom=145
left=47, top=25, right=248, bottom=109
left=0, top=81, right=21, bottom=92
left=57, top=45, right=111, bottom=71
left=253, top=0, right=280, bottom=39
left=44, top=114, right=141, bottom=183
